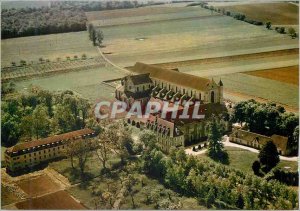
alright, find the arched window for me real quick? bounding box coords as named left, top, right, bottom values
left=211, top=91, right=215, bottom=103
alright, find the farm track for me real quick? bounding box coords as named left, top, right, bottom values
left=144, top=48, right=299, bottom=69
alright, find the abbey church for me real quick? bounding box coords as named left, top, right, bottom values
left=115, top=62, right=227, bottom=151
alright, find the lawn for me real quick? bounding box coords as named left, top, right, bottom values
left=67, top=167, right=207, bottom=210
left=49, top=154, right=121, bottom=185
left=198, top=146, right=298, bottom=173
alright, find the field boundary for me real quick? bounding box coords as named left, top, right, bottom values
left=93, top=14, right=221, bottom=28
left=224, top=88, right=299, bottom=113
left=1, top=60, right=106, bottom=82
left=97, top=46, right=131, bottom=74
left=126, top=48, right=299, bottom=69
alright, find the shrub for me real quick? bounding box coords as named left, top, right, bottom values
left=81, top=54, right=87, bottom=60
left=20, top=60, right=26, bottom=66
left=276, top=27, right=285, bottom=34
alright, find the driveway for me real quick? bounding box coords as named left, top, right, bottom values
left=223, top=136, right=298, bottom=162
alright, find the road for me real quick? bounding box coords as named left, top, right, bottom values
left=185, top=136, right=298, bottom=162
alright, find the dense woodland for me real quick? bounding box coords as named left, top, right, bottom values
left=1, top=6, right=87, bottom=39
left=1, top=1, right=153, bottom=39
left=1, top=85, right=97, bottom=147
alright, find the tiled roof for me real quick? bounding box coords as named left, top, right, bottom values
left=271, top=134, right=288, bottom=152
left=6, top=128, right=95, bottom=153
left=128, top=62, right=212, bottom=91
left=127, top=73, right=152, bottom=85
left=233, top=129, right=288, bottom=150
left=124, top=89, right=152, bottom=99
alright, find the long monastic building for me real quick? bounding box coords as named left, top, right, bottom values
left=116, top=62, right=228, bottom=151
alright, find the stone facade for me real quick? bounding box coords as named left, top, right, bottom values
left=116, top=62, right=226, bottom=152
left=229, top=129, right=290, bottom=156
left=5, top=128, right=95, bottom=173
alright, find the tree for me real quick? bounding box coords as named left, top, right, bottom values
left=91, top=29, right=96, bottom=46
left=32, top=105, right=50, bottom=139
left=236, top=193, right=244, bottom=209
left=288, top=27, right=297, bottom=38
left=206, top=188, right=215, bottom=208
left=67, top=139, right=94, bottom=178
left=94, top=131, right=111, bottom=170
left=52, top=104, right=76, bottom=133
left=123, top=174, right=138, bottom=208
left=139, top=130, right=157, bottom=149
left=175, top=147, right=187, bottom=164
left=292, top=126, right=299, bottom=152
left=266, top=22, right=271, bottom=29
left=96, top=30, right=104, bottom=46
left=252, top=160, right=261, bottom=176
left=258, top=141, right=279, bottom=172
left=88, top=23, right=94, bottom=40
left=207, top=117, right=228, bottom=163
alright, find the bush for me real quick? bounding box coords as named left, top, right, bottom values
left=20, top=60, right=26, bottom=66
left=81, top=54, right=87, bottom=60
left=288, top=27, right=297, bottom=38
left=276, top=27, right=285, bottom=34
left=234, top=13, right=246, bottom=21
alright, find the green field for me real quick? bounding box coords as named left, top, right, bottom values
left=14, top=67, right=124, bottom=102
left=2, top=3, right=299, bottom=110
left=1, top=31, right=99, bottom=67
left=95, top=6, right=298, bottom=67
left=198, top=146, right=298, bottom=173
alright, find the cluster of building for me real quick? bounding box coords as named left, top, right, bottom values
left=5, top=128, right=95, bottom=173
left=115, top=62, right=228, bottom=151
left=4, top=62, right=292, bottom=174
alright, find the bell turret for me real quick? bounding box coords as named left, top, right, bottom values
left=218, top=79, right=223, bottom=86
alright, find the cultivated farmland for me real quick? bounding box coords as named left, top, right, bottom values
left=15, top=190, right=86, bottom=210
left=1, top=31, right=99, bottom=67
left=216, top=2, right=298, bottom=25
left=244, top=65, right=299, bottom=86
left=17, top=175, right=62, bottom=197
left=15, top=66, right=124, bottom=102
left=88, top=5, right=298, bottom=67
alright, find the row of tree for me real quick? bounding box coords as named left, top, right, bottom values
left=231, top=100, right=299, bottom=153
left=1, top=87, right=91, bottom=146
left=88, top=24, right=104, bottom=46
